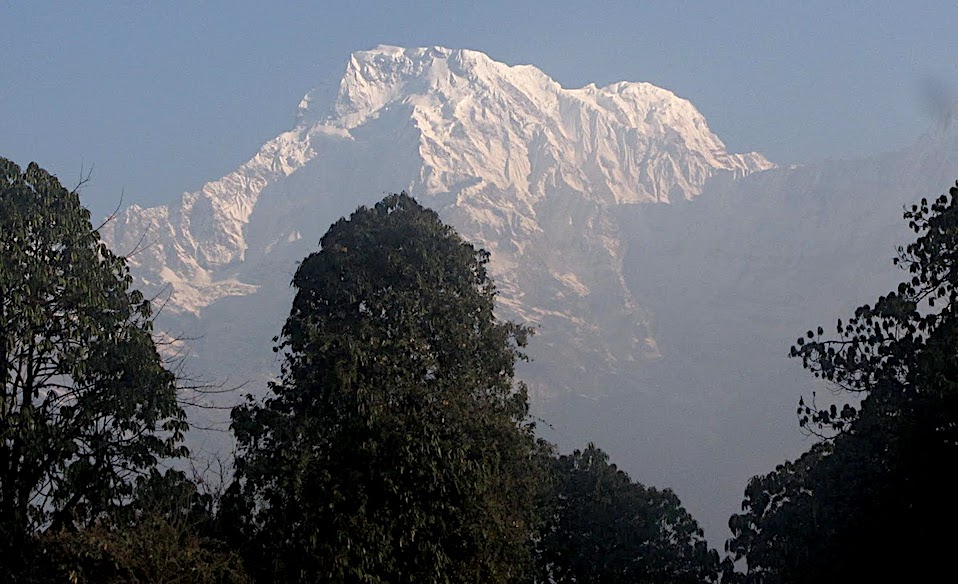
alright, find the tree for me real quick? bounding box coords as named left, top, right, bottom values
left=227, top=193, right=539, bottom=582
left=536, top=444, right=718, bottom=584
left=38, top=469, right=250, bottom=584
left=0, top=158, right=187, bottom=567
left=726, top=181, right=958, bottom=583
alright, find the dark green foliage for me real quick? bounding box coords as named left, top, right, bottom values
left=37, top=469, right=250, bottom=583
left=0, top=158, right=187, bottom=570
left=228, top=193, right=539, bottom=582
left=727, top=181, right=958, bottom=583
left=39, top=514, right=251, bottom=584
left=537, top=444, right=719, bottom=584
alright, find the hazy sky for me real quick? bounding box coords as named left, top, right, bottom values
left=2, top=1, right=956, bottom=216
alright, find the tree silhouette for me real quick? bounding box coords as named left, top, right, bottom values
left=727, top=181, right=958, bottom=583
left=227, top=193, right=539, bottom=582
left=0, top=158, right=187, bottom=570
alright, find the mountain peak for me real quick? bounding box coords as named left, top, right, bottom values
left=104, top=46, right=772, bottom=316
left=298, top=45, right=549, bottom=129
left=296, top=47, right=770, bottom=184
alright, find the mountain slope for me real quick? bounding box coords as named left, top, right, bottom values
left=100, top=46, right=958, bottom=544
left=597, top=120, right=958, bottom=542
left=101, top=45, right=772, bottom=398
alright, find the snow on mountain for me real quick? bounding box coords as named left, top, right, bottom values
left=98, top=45, right=958, bottom=543
left=100, top=45, right=787, bottom=540
left=102, top=46, right=772, bottom=386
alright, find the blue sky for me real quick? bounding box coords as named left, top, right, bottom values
left=2, top=1, right=956, bottom=216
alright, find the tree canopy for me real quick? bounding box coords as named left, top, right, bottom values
left=227, top=193, right=540, bottom=583
left=0, top=159, right=187, bottom=566
left=38, top=469, right=250, bottom=584
left=726, top=181, right=958, bottom=583
left=537, top=444, right=718, bottom=584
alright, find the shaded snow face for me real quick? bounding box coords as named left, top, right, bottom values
left=102, top=44, right=771, bottom=319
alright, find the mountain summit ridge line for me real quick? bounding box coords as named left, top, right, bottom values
left=102, top=45, right=773, bottom=320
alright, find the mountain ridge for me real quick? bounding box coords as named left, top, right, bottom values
left=102, top=45, right=772, bottom=324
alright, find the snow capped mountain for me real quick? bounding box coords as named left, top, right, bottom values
left=101, top=45, right=787, bottom=539
left=98, top=45, right=958, bottom=543
left=102, top=46, right=771, bottom=378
